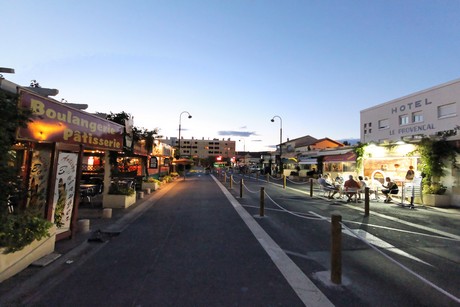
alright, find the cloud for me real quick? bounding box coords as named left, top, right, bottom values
left=218, top=130, right=257, bottom=137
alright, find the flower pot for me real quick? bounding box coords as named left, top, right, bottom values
left=423, top=194, right=451, bottom=207
left=142, top=182, right=159, bottom=191
left=0, top=225, right=57, bottom=282
left=103, top=193, right=136, bottom=208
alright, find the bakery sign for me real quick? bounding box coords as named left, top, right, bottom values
left=17, top=90, right=123, bottom=151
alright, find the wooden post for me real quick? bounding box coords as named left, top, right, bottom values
left=260, top=187, right=265, bottom=217
left=364, top=187, right=370, bottom=216
left=240, top=179, right=244, bottom=198
left=331, top=214, right=342, bottom=284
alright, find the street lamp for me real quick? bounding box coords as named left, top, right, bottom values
left=239, top=139, right=246, bottom=165
left=271, top=115, right=283, bottom=175
left=178, top=111, right=192, bottom=158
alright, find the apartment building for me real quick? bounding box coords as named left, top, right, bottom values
left=163, top=137, right=236, bottom=159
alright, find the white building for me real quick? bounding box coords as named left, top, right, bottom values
left=360, top=78, right=459, bottom=143
left=162, top=137, right=236, bottom=159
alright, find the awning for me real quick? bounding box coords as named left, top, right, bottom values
left=299, top=158, right=317, bottom=165
left=323, top=152, right=356, bottom=162
left=173, top=158, right=194, bottom=165
left=282, top=158, right=297, bottom=163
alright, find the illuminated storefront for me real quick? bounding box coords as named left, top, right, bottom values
left=15, top=89, right=124, bottom=240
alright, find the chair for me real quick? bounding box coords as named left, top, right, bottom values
left=403, top=177, right=423, bottom=205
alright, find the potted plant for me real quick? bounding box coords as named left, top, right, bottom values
left=142, top=177, right=161, bottom=191
left=102, top=184, right=136, bottom=208
left=415, top=136, right=459, bottom=207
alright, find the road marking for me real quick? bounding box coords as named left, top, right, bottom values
left=212, top=175, right=334, bottom=307
left=342, top=229, right=433, bottom=266
left=346, top=206, right=460, bottom=241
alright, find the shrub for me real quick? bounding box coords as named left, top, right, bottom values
left=0, top=209, right=53, bottom=254
left=108, top=184, right=135, bottom=196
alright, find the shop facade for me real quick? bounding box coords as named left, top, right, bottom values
left=15, top=89, right=124, bottom=240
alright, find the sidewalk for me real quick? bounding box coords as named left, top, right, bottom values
left=0, top=182, right=174, bottom=303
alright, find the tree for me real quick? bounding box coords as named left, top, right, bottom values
left=0, top=91, right=52, bottom=253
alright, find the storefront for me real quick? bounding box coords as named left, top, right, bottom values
left=320, top=150, right=357, bottom=178
left=15, top=89, right=123, bottom=240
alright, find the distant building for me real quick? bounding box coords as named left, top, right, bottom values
left=161, top=137, right=236, bottom=159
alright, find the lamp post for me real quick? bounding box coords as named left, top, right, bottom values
left=271, top=115, right=283, bottom=175
left=178, top=111, right=192, bottom=158
left=239, top=139, right=246, bottom=166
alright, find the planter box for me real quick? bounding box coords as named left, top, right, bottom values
left=103, top=193, right=136, bottom=208
left=0, top=225, right=57, bottom=283
left=142, top=182, right=159, bottom=191
left=423, top=194, right=451, bottom=207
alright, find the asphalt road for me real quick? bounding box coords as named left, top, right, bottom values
left=8, top=171, right=460, bottom=306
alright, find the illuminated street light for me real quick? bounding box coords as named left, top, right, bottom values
left=178, top=111, right=192, bottom=158
left=271, top=115, right=283, bottom=175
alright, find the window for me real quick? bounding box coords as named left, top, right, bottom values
left=399, top=114, right=409, bottom=125
left=378, top=119, right=389, bottom=129
left=438, top=102, right=456, bottom=119
left=364, top=129, right=367, bottom=134
left=412, top=111, right=423, bottom=123
left=364, top=123, right=367, bottom=128
left=369, top=122, right=372, bottom=127
left=369, top=128, right=372, bottom=133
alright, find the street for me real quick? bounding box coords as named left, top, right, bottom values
left=9, top=172, right=460, bottom=306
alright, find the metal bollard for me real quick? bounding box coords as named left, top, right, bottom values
left=230, top=175, right=233, bottom=189
left=364, top=187, right=370, bottom=216
left=240, top=179, right=244, bottom=198
left=266, top=173, right=269, bottom=182
left=331, top=214, right=342, bottom=284
left=310, top=178, right=313, bottom=197
left=260, top=187, right=265, bottom=217
left=283, top=175, right=286, bottom=189
left=224, top=173, right=227, bottom=183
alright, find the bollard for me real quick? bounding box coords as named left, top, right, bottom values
left=102, top=208, right=112, bottom=219
left=230, top=175, right=233, bottom=189
left=224, top=173, right=227, bottom=183
left=283, top=175, right=286, bottom=189
left=331, top=214, right=342, bottom=284
left=266, top=173, right=269, bottom=182
left=260, top=187, right=265, bottom=217
left=240, top=179, right=244, bottom=198
left=364, top=187, right=370, bottom=216
left=310, top=178, right=313, bottom=197
left=256, top=173, right=259, bottom=181
left=144, top=188, right=151, bottom=195
left=78, top=219, right=90, bottom=233
left=137, top=191, right=144, bottom=200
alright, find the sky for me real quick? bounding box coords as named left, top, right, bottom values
left=3, top=0, right=460, bottom=152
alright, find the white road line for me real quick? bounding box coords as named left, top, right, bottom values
left=342, top=229, right=433, bottom=266
left=346, top=206, right=460, bottom=240
left=212, top=175, right=334, bottom=307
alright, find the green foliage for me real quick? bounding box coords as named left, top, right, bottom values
left=0, top=90, right=53, bottom=253
left=108, top=184, right=135, bottom=196
left=0, top=209, right=53, bottom=253
left=415, top=137, right=459, bottom=194
left=353, top=142, right=368, bottom=172
left=143, top=177, right=160, bottom=184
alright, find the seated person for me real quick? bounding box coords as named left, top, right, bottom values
left=318, top=174, right=339, bottom=199
left=344, top=175, right=361, bottom=202
left=382, top=177, right=399, bottom=203
left=357, top=176, right=367, bottom=199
